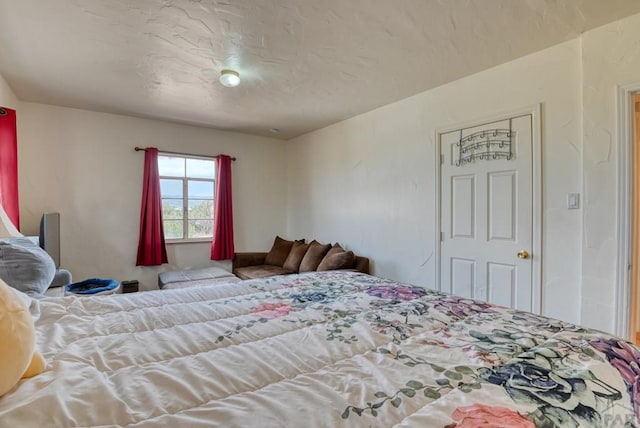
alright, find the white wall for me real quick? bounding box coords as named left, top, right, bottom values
left=0, top=72, right=19, bottom=110
left=18, top=103, right=287, bottom=290
left=11, top=11, right=640, bottom=332
left=286, top=39, right=584, bottom=325
left=580, top=13, right=640, bottom=332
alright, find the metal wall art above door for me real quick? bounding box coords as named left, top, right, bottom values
left=455, top=119, right=514, bottom=166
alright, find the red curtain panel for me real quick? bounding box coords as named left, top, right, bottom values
left=0, top=107, right=19, bottom=229
left=211, top=155, right=235, bottom=260
left=136, top=147, right=168, bottom=266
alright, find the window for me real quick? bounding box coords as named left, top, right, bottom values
left=158, top=154, right=216, bottom=242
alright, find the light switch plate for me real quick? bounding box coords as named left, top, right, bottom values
left=567, top=193, right=580, bottom=209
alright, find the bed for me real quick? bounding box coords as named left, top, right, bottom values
left=1, top=271, right=638, bottom=427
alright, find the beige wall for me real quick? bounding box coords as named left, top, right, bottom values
left=287, top=39, right=583, bottom=325
left=17, top=103, right=287, bottom=290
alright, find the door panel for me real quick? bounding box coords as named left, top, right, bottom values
left=451, top=258, right=475, bottom=298
left=487, top=262, right=516, bottom=307
left=440, top=115, right=533, bottom=311
left=488, top=171, right=516, bottom=241
left=451, top=175, right=475, bottom=238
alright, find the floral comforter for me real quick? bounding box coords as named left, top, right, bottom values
left=1, top=271, right=638, bottom=427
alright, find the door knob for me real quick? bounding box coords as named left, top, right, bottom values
left=517, top=250, right=530, bottom=259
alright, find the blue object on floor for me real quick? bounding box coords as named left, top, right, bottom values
left=66, top=278, right=120, bottom=295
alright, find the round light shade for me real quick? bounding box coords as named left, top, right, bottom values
left=220, top=69, right=240, bottom=87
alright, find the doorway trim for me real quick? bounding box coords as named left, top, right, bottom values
left=615, top=83, right=640, bottom=339
left=434, top=104, right=542, bottom=313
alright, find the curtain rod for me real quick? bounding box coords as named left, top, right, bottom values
left=134, top=147, right=236, bottom=161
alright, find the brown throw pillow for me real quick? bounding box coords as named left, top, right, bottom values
left=324, top=243, right=345, bottom=258
left=265, top=236, right=297, bottom=267
left=283, top=241, right=310, bottom=272
left=299, top=242, right=331, bottom=272
left=317, top=250, right=355, bottom=271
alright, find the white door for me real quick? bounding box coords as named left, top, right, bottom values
left=440, top=114, right=535, bottom=311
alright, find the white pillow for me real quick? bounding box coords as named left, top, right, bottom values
left=10, top=287, right=41, bottom=322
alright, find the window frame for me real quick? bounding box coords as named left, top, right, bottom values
left=158, top=153, right=216, bottom=244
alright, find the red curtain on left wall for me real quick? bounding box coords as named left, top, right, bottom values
left=0, top=107, right=19, bottom=229
left=136, top=147, right=168, bottom=266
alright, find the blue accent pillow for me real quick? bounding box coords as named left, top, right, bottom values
left=0, top=239, right=55, bottom=295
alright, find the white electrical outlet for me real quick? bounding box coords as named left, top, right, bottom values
left=567, top=193, right=580, bottom=209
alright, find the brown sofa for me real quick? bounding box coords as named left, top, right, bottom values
left=233, top=236, right=370, bottom=280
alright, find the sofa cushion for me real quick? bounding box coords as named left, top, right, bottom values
left=283, top=241, right=310, bottom=272
left=264, top=236, right=301, bottom=267
left=299, top=241, right=331, bottom=272
left=317, top=250, right=355, bottom=271
left=235, top=265, right=294, bottom=280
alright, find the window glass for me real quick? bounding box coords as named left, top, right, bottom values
left=157, top=154, right=215, bottom=241
left=158, top=156, right=185, bottom=177
left=162, top=199, right=183, bottom=220
left=160, top=179, right=183, bottom=198
left=188, top=220, right=213, bottom=238
left=188, top=199, right=213, bottom=219
left=188, top=180, right=214, bottom=199
left=163, top=220, right=183, bottom=239
left=187, top=158, right=216, bottom=179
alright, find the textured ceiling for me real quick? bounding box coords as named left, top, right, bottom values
left=0, top=1, right=639, bottom=140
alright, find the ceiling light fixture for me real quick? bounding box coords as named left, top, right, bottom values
left=219, top=69, right=240, bottom=88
